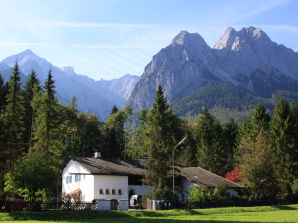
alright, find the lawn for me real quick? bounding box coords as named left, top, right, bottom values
left=1, top=204, right=298, bottom=223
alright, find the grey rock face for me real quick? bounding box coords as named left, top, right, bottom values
left=128, top=27, right=298, bottom=112
left=97, top=74, right=140, bottom=101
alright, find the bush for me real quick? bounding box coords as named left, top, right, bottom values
left=291, top=179, right=298, bottom=198
left=187, top=185, right=229, bottom=207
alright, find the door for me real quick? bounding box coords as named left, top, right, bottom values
left=110, top=199, right=118, bottom=210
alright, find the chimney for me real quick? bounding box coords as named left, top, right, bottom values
left=94, top=152, right=101, bottom=158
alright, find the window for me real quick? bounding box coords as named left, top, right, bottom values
left=66, top=176, right=72, bottom=184
left=118, top=189, right=122, bottom=195
left=106, top=189, right=110, bottom=194
left=99, top=189, right=104, bottom=195
left=112, top=189, right=116, bottom=195
left=75, top=175, right=81, bottom=182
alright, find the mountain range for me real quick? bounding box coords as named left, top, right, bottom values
left=1, top=26, right=298, bottom=121
left=0, top=50, right=139, bottom=120
left=128, top=27, right=298, bottom=117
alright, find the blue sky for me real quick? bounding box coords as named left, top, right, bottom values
left=0, top=0, right=297, bottom=80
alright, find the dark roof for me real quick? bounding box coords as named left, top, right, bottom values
left=71, top=158, right=241, bottom=188
left=72, top=157, right=146, bottom=176
left=178, top=167, right=241, bottom=188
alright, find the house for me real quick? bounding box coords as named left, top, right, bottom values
left=62, top=153, right=241, bottom=210
left=62, top=153, right=150, bottom=210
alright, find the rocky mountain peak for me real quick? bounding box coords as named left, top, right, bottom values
left=213, top=27, right=271, bottom=51
left=171, top=30, right=208, bottom=48
left=2, top=49, right=49, bottom=67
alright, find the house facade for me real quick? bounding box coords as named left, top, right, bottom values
left=62, top=154, right=240, bottom=210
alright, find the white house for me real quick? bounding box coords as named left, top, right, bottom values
left=62, top=153, right=150, bottom=210
left=62, top=153, right=241, bottom=210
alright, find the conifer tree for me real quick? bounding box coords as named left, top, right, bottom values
left=0, top=64, right=25, bottom=190
left=2, top=63, right=25, bottom=163
left=32, top=69, right=64, bottom=159
left=0, top=74, right=8, bottom=111
left=222, top=118, right=238, bottom=172
left=145, top=85, right=181, bottom=199
left=195, top=109, right=226, bottom=176
left=23, top=71, right=41, bottom=151
left=270, top=99, right=298, bottom=198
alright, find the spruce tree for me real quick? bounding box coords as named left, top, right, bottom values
left=270, top=99, right=298, bottom=199
left=32, top=69, right=64, bottom=159
left=0, top=74, right=8, bottom=111
left=195, top=109, right=226, bottom=176
left=2, top=63, right=25, bottom=162
left=222, top=118, right=238, bottom=172
left=145, top=85, right=181, bottom=199
left=23, top=71, right=41, bottom=151
left=0, top=64, right=25, bottom=190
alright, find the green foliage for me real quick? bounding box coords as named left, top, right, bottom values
left=239, top=129, right=278, bottom=200
left=144, top=85, right=184, bottom=199
left=188, top=185, right=229, bottom=204
left=4, top=150, right=60, bottom=201
left=101, top=106, right=131, bottom=158
left=31, top=71, right=65, bottom=159
left=195, top=109, right=227, bottom=176
left=270, top=99, right=298, bottom=199
left=23, top=71, right=41, bottom=151
left=0, top=64, right=26, bottom=192
left=291, top=179, right=298, bottom=198
left=172, top=82, right=269, bottom=117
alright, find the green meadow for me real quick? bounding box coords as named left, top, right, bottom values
left=1, top=204, right=298, bottom=223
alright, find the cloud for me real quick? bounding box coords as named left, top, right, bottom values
left=41, top=21, right=159, bottom=29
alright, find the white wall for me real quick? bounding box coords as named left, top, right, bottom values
left=93, top=175, right=129, bottom=200
left=62, top=160, right=94, bottom=202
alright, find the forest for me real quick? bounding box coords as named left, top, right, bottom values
left=0, top=64, right=298, bottom=203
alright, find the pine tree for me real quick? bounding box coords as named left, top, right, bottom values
left=23, top=71, right=41, bottom=151
left=270, top=99, right=298, bottom=199
left=32, top=69, right=64, bottom=159
left=195, top=109, right=226, bottom=176
left=111, top=105, right=119, bottom=115
left=101, top=106, right=131, bottom=159
left=222, top=118, right=238, bottom=172
left=0, top=64, right=25, bottom=191
left=250, top=104, right=271, bottom=133
left=2, top=63, right=25, bottom=162
left=145, top=85, right=182, bottom=199
left=0, top=74, right=8, bottom=112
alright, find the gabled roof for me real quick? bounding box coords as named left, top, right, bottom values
left=70, top=158, right=241, bottom=188
left=178, top=167, right=241, bottom=188
left=72, top=157, right=146, bottom=176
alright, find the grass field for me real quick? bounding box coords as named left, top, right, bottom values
left=1, top=204, right=298, bottom=223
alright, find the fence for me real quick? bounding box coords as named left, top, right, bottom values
left=0, top=200, right=96, bottom=212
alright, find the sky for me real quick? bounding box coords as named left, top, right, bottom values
left=0, top=0, right=297, bottom=80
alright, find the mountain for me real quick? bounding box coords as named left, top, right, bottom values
left=0, top=50, right=139, bottom=120
left=97, top=74, right=140, bottom=101
left=127, top=27, right=298, bottom=117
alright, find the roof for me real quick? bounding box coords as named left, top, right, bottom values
left=72, top=157, right=147, bottom=176
left=178, top=167, right=241, bottom=188
left=70, top=158, right=241, bottom=188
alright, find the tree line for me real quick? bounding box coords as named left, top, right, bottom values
left=0, top=64, right=129, bottom=200
left=0, top=65, right=297, bottom=203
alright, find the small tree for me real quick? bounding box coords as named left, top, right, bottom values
left=4, top=150, right=60, bottom=201
left=240, top=130, right=278, bottom=200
